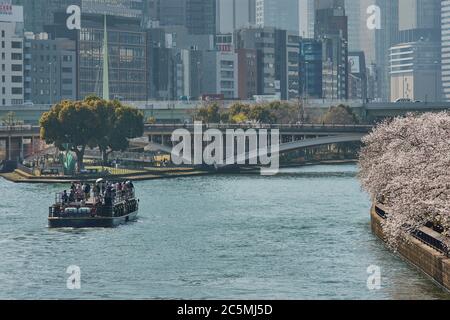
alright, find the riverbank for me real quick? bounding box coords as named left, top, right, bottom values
left=371, top=203, right=450, bottom=292
left=0, top=159, right=358, bottom=183
left=0, top=167, right=212, bottom=184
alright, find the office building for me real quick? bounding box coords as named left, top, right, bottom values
left=299, top=38, right=323, bottom=99
left=442, top=0, right=450, bottom=101
left=0, top=4, right=24, bottom=106
left=23, top=32, right=77, bottom=104
left=235, top=27, right=277, bottom=97
left=236, top=48, right=258, bottom=99
left=275, top=30, right=300, bottom=100
left=256, top=0, right=299, bottom=34
left=390, top=41, right=441, bottom=102
left=203, top=35, right=238, bottom=99
left=159, top=0, right=216, bottom=35
left=315, top=0, right=348, bottom=100
left=216, top=0, right=255, bottom=34
left=348, top=51, right=367, bottom=101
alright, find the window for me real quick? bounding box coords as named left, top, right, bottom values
left=11, top=53, right=22, bottom=60
left=11, top=64, right=22, bottom=72
left=62, top=67, right=73, bottom=73
left=1, top=30, right=4, bottom=38
left=11, top=76, right=22, bottom=83
left=11, top=41, right=22, bottom=49
left=12, top=87, right=22, bottom=95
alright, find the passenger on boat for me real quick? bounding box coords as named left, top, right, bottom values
left=83, top=183, right=91, bottom=200
left=69, top=190, right=75, bottom=203
left=62, top=190, right=69, bottom=204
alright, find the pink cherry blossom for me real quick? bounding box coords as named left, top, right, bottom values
left=359, top=112, right=450, bottom=249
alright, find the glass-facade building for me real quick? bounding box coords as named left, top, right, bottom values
left=78, top=14, right=147, bottom=101
left=299, top=38, right=323, bottom=99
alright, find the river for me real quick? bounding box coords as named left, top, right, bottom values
left=0, top=164, right=448, bottom=299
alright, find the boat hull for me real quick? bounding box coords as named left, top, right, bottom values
left=48, top=210, right=138, bottom=228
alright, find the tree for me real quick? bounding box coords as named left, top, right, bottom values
left=40, top=100, right=98, bottom=171
left=40, top=96, right=144, bottom=170
left=249, top=104, right=277, bottom=124
left=321, top=104, right=359, bottom=125
left=87, top=97, right=144, bottom=165
left=359, top=112, right=450, bottom=249
left=195, top=103, right=221, bottom=123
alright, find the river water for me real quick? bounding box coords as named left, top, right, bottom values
left=0, top=164, right=448, bottom=300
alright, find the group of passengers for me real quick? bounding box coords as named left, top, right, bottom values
left=61, top=180, right=134, bottom=206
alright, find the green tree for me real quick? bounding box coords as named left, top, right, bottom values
left=40, top=96, right=144, bottom=170
left=195, top=103, right=222, bottom=123
left=87, top=96, right=144, bottom=165
left=40, top=99, right=98, bottom=171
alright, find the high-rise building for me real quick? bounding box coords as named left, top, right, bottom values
left=390, top=41, right=441, bottom=102
left=275, top=30, right=300, bottom=100
left=0, top=4, right=24, bottom=106
left=235, top=27, right=277, bottom=97
left=344, top=0, right=361, bottom=51
left=442, top=0, right=450, bottom=101
left=391, top=0, right=441, bottom=102
left=159, top=0, right=216, bottom=35
left=299, top=0, right=315, bottom=38
left=202, top=35, right=238, bottom=99
left=374, top=0, right=399, bottom=102
left=397, top=0, right=441, bottom=43
left=299, top=38, right=323, bottom=99
left=348, top=51, right=367, bottom=101
left=236, top=48, right=258, bottom=99
left=315, top=0, right=348, bottom=100
left=256, top=0, right=299, bottom=34
left=216, top=0, right=255, bottom=34
left=23, top=32, right=77, bottom=104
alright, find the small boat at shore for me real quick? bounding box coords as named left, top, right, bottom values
left=48, top=180, right=139, bottom=228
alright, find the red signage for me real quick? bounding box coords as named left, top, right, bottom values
left=0, top=1, right=12, bottom=15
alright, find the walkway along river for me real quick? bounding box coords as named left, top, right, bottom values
left=0, top=164, right=448, bottom=299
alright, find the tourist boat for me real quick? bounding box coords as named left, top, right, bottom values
left=48, top=180, right=139, bottom=228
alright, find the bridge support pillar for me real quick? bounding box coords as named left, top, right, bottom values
left=7, top=135, right=11, bottom=161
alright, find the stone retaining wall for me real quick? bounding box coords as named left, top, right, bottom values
left=371, top=204, right=450, bottom=291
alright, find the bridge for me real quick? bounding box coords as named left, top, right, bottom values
left=143, top=123, right=372, bottom=166
left=0, top=123, right=371, bottom=163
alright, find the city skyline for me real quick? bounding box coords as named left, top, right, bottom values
left=0, top=0, right=445, bottom=106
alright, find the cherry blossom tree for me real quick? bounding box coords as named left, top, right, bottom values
left=359, top=112, right=450, bottom=248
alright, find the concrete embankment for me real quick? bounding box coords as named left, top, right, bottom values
left=0, top=168, right=212, bottom=184
left=371, top=204, right=450, bottom=291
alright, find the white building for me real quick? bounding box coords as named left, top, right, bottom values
left=203, top=35, right=238, bottom=99
left=442, top=0, right=450, bottom=101
left=299, top=0, right=315, bottom=38
left=390, top=41, right=441, bottom=102
left=0, top=4, right=24, bottom=106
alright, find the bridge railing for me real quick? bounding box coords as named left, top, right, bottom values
left=0, top=125, right=35, bottom=132
left=144, top=123, right=373, bottom=133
